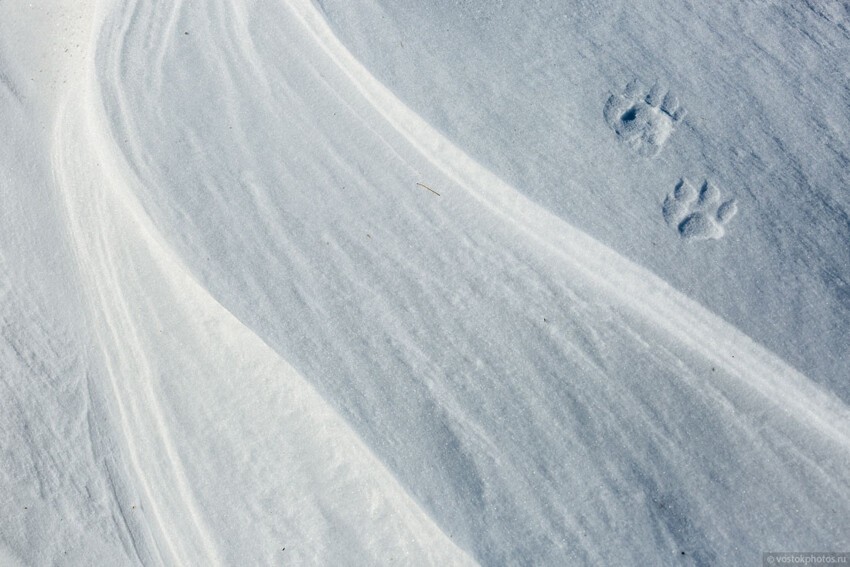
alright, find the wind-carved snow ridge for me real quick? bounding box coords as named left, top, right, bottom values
left=299, top=0, right=850, bottom=451
left=277, top=7, right=850, bottom=561
left=54, top=96, right=224, bottom=567
left=24, top=0, right=848, bottom=563
left=51, top=5, right=479, bottom=563
left=604, top=79, right=687, bottom=157
left=295, top=0, right=849, bottom=455
left=287, top=0, right=828, bottom=406
left=55, top=93, right=477, bottom=567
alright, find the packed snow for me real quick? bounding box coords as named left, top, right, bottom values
left=1, top=0, right=848, bottom=565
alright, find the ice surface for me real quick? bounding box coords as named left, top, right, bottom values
left=1, top=0, right=849, bottom=565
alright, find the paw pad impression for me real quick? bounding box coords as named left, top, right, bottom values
left=604, top=79, right=686, bottom=157
left=663, top=178, right=738, bottom=241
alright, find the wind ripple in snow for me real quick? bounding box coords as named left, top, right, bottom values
left=32, top=0, right=850, bottom=564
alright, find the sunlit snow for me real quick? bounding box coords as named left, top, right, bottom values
left=1, top=1, right=848, bottom=565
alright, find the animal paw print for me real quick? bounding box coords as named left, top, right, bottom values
left=663, top=178, right=738, bottom=241
left=604, top=79, right=687, bottom=157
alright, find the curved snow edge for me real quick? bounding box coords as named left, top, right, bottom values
left=49, top=2, right=480, bottom=564
left=287, top=0, right=850, bottom=445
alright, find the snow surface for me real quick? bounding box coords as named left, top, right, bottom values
left=1, top=0, right=849, bottom=565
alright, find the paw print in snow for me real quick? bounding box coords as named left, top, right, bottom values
left=604, top=79, right=686, bottom=157
left=663, top=178, right=738, bottom=241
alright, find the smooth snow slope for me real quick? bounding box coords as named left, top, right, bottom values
left=1, top=0, right=849, bottom=565
left=315, top=0, right=850, bottom=399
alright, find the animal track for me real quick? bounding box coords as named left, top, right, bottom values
left=663, top=178, right=738, bottom=241
left=604, top=79, right=686, bottom=157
